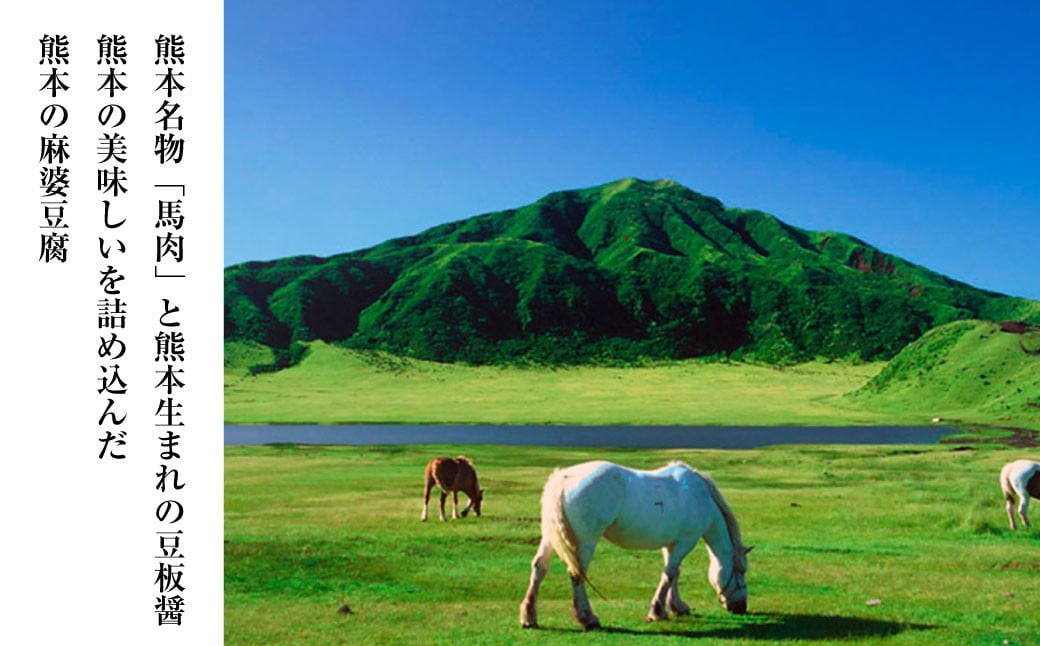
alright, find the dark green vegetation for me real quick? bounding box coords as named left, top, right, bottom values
left=225, top=443, right=1040, bottom=645
left=225, top=178, right=1040, bottom=365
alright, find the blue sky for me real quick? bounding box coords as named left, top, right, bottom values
left=226, top=1, right=1039, bottom=300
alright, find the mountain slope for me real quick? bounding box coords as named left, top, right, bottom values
left=224, top=178, right=1040, bottom=363
left=849, top=320, right=1040, bottom=428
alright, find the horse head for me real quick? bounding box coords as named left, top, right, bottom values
left=461, top=488, right=485, bottom=517
left=709, top=545, right=752, bottom=614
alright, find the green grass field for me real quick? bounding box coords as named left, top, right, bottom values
left=225, top=337, right=1039, bottom=430
left=224, top=341, right=898, bottom=426
left=225, top=443, right=1040, bottom=645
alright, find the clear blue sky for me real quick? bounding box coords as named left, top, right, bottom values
left=226, top=0, right=1039, bottom=301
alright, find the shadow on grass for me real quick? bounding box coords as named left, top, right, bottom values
left=541, top=612, right=935, bottom=641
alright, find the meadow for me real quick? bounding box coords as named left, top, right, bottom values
left=226, top=341, right=905, bottom=426
left=225, top=337, right=1039, bottom=430
left=225, top=442, right=1040, bottom=645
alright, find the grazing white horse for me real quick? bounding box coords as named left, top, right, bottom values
left=520, top=460, right=751, bottom=630
left=1000, top=459, right=1040, bottom=530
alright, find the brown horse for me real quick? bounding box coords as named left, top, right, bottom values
left=421, top=456, right=484, bottom=521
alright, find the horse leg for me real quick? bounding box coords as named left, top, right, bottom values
left=1018, top=492, right=1031, bottom=528
left=451, top=490, right=460, bottom=519
left=664, top=547, right=693, bottom=616
left=421, top=477, right=432, bottom=522
left=438, top=490, right=448, bottom=522
left=570, top=542, right=601, bottom=630
left=646, top=571, right=670, bottom=621
left=519, top=539, right=553, bottom=628
left=647, top=560, right=677, bottom=620
left=1007, top=492, right=1018, bottom=530
left=649, top=542, right=696, bottom=621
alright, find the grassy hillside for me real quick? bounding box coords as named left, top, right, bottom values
left=849, top=320, right=1040, bottom=430
left=226, top=443, right=1040, bottom=645
left=225, top=340, right=901, bottom=427
left=225, top=178, right=1040, bottom=364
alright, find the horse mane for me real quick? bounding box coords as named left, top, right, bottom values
left=455, top=456, right=479, bottom=489
left=662, top=462, right=746, bottom=570
left=696, top=469, right=748, bottom=573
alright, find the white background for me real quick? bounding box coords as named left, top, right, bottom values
left=1, top=2, right=223, bottom=642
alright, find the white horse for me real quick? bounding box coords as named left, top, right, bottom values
left=520, top=460, right=751, bottom=630
left=1000, top=459, right=1040, bottom=530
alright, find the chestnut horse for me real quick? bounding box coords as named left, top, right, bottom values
left=421, top=456, right=484, bottom=522
left=520, top=460, right=750, bottom=630
left=1000, top=459, right=1040, bottom=530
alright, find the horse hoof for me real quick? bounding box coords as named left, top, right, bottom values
left=520, top=622, right=539, bottom=629
left=647, top=603, right=669, bottom=622
left=583, top=620, right=601, bottom=631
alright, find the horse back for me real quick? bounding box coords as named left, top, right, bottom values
left=428, top=456, right=476, bottom=492
left=557, top=460, right=692, bottom=502
left=558, top=461, right=706, bottom=548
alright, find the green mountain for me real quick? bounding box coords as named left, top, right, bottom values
left=225, top=178, right=1040, bottom=364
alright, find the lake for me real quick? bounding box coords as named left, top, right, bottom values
left=224, top=424, right=956, bottom=449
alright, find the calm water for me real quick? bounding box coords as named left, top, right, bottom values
left=224, top=424, right=955, bottom=449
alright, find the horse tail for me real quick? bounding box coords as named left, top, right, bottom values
left=1000, top=462, right=1016, bottom=501
left=542, top=469, right=581, bottom=577
left=541, top=468, right=607, bottom=600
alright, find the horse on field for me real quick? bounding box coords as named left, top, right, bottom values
left=520, top=460, right=751, bottom=630
left=421, top=456, right=484, bottom=522
left=1000, top=459, right=1040, bottom=530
